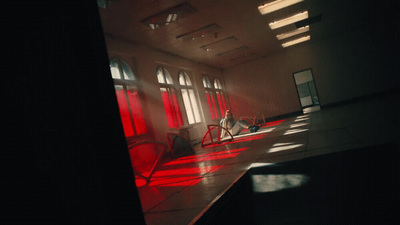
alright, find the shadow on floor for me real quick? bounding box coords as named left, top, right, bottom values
left=249, top=143, right=400, bottom=225
left=196, top=143, right=399, bottom=225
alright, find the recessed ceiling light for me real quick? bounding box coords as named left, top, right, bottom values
left=269, top=11, right=308, bottom=30
left=276, top=25, right=309, bottom=40
left=282, top=35, right=310, bottom=48
left=141, top=3, right=196, bottom=30
left=177, top=24, right=220, bottom=41
left=258, top=0, right=303, bottom=15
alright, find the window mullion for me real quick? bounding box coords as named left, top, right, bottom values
left=187, top=88, right=196, bottom=123
left=123, top=85, right=137, bottom=136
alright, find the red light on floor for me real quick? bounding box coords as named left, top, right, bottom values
left=152, top=166, right=222, bottom=177
left=135, top=176, right=147, bottom=187
left=134, top=148, right=248, bottom=187
left=164, top=148, right=247, bottom=166
left=204, top=133, right=266, bottom=147
left=150, top=176, right=203, bottom=187
left=261, top=119, right=285, bottom=128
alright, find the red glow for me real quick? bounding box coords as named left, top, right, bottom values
left=221, top=92, right=227, bottom=113
left=161, top=89, right=183, bottom=128
left=211, top=94, right=219, bottom=118
left=149, top=176, right=203, bottom=187
left=115, top=88, right=135, bottom=137
left=135, top=175, right=203, bottom=187
left=206, top=92, right=215, bottom=120
left=172, top=92, right=183, bottom=127
left=216, top=92, right=224, bottom=117
left=177, top=148, right=247, bottom=160
left=129, top=144, right=158, bottom=175
left=204, top=133, right=266, bottom=147
left=164, top=152, right=241, bottom=165
left=127, top=88, right=147, bottom=135
left=262, top=119, right=285, bottom=128
left=134, top=148, right=248, bottom=187
left=152, top=166, right=222, bottom=176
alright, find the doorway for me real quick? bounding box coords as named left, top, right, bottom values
left=293, top=69, right=320, bottom=114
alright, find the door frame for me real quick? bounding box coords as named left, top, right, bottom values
left=293, top=68, right=321, bottom=109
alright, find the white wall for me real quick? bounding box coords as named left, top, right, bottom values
left=223, top=28, right=399, bottom=119
left=103, top=25, right=399, bottom=143
left=104, top=37, right=223, bottom=143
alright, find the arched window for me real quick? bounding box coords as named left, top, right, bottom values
left=110, top=59, right=147, bottom=137
left=214, top=78, right=228, bottom=117
left=157, top=66, right=183, bottom=128
left=179, top=71, right=201, bottom=124
left=202, top=76, right=220, bottom=119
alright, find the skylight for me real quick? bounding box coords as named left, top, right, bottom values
left=276, top=25, right=309, bottom=40
left=269, top=11, right=308, bottom=30
left=258, top=0, right=303, bottom=15
left=282, top=35, right=310, bottom=47
left=141, top=3, right=196, bottom=30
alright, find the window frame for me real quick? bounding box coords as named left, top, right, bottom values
left=157, top=66, right=184, bottom=128
left=109, top=58, right=147, bottom=138
left=178, top=70, right=201, bottom=125
left=213, top=78, right=228, bottom=117
left=202, top=75, right=221, bottom=119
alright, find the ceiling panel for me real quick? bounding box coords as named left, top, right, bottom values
left=98, top=0, right=395, bottom=69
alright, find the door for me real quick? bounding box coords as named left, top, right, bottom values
left=293, top=69, right=320, bottom=112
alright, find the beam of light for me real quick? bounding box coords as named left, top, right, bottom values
left=269, top=143, right=304, bottom=153
left=251, top=174, right=310, bottom=193
left=235, top=127, right=274, bottom=137
left=296, top=115, right=309, bottom=118
left=272, top=142, right=294, bottom=147
left=251, top=162, right=276, bottom=168
left=294, top=117, right=309, bottom=122
left=290, top=122, right=308, bottom=128
left=283, top=128, right=308, bottom=135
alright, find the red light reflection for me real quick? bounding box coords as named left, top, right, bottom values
left=134, top=148, right=248, bottom=187
left=150, top=176, right=203, bottom=187
left=164, top=148, right=247, bottom=166
left=261, top=119, right=285, bottom=128
left=204, top=133, right=266, bottom=148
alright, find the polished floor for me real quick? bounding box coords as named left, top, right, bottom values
left=136, top=93, right=399, bottom=225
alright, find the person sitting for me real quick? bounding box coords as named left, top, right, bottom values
left=220, top=110, right=260, bottom=138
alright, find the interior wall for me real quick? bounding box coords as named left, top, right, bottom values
left=104, top=37, right=223, bottom=143
left=223, top=27, right=399, bottom=119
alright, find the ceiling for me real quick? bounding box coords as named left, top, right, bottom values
left=98, top=0, right=391, bottom=69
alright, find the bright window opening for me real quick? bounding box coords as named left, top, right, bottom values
left=202, top=76, right=228, bottom=120
left=214, top=78, right=227, bottom=116
left=179, top=71, right=201, bottom=124
left=157, top=67, right=183, bottom=128
left=110, top=59, right=147, bottom=137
